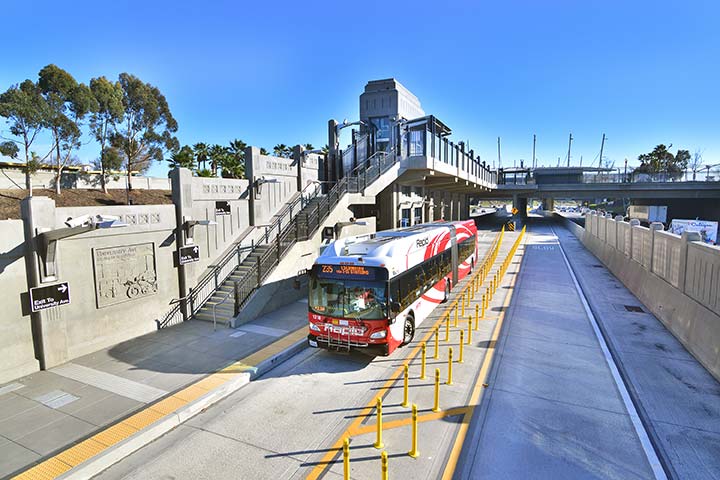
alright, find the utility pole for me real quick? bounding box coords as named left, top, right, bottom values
left=599, top=133, right=606, bottom=168
left=497, top=137, right=502, bottom=169
left=624, top=158, right=628, bottom=182
left=567, top=133, right=573, bottom=167
left=532, top=134, right=536, bottom=169
left=580, top=155, right=583, bottom=166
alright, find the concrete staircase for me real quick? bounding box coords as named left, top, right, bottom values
left=193, top=244, right=273, bottom=326
left=190, top=150, right=401, bottom=328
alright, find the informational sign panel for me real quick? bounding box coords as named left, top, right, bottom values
left=215, top=201, right=231, bottom=216
left=30, top=282, right=70, bottom=312
left=179, top=245, right=201, bottom=265
left=670, top=219, right=718, bottom=245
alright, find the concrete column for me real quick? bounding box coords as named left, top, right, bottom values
left=245, top=146, right=261, bottom=227
left=21, top=196, right=57, bottom=370
left=679, top=231, right=702, bottom=292
left=542, top=197, right=555, bottom=211
left=629, top=218, right=640, bottom=261
left=648, top=222, right=664, bottom=273
left=615, top=215, right=624, bottom=250
left=512, top=195, right=528, bottom=218
left=293, top=145, right=303, bottom=192
left=170, top=167, right=194, bottom=321
left=328, top=119, right=339, bottom=182
left=391, top=184, right=399, bottom=228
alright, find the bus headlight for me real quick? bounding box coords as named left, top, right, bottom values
left=309, top=323, right=321, bottom=332
left=369, top=330, right=387, bottom=339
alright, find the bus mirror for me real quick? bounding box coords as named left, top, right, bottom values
left=390, top=301, right=401, bottom=313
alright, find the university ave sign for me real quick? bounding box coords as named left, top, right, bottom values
left=30, top=282, right=70, bottom=312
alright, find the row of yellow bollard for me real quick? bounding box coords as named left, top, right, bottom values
left=343, top=227, right=513, bottom=480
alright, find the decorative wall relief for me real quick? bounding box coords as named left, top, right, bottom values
left=92, top=243, right=158, bottom=308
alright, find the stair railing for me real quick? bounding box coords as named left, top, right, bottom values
left=157, top=149, right=403, bottom=328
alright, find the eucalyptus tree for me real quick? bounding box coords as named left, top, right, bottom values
left=0, top=79, right=49, bottom=193
left=112, top=73, right=178, bottom=203
left=89, top=76, right=124, bottom=193
left=38, top=64, right=98, bottom=194
left=92, top=147, right=123, bottom=188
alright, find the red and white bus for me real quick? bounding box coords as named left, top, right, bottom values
left=307, top=220, right=478, bottom=355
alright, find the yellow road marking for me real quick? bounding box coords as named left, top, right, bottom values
left=351, top=407, right=471, bottom=436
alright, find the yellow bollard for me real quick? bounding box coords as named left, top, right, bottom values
left=343, top=437, right=350, bottom=480
left=381, top=450, right=388, bottom=480
left=482, top=293, right=486, bottom=318
left=475, top=304, right=479, bottom=329
left=454, top=303, right=458, bottom=327
left=459, top=330, right=464, bottom=363
left=420, top=342, right=426, bottom=379
left=434, top=328, right=439, bottom=359
left=468, top=317, right=473, bottom=344
left=433, top=368, right=441, bottom=412
left=402, top=364, right=409, bottom=408
left=374, top=397, right=384, bottom=449
left=445, top=315, right=450, bottom=342
left=447, top=347, right=454, bottom=385
left=461, top=293, right=465, bottom=317
left=408, top=403, right=419, bottom=458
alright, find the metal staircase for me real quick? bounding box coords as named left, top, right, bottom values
left=157, top=149, right=401, bottom=329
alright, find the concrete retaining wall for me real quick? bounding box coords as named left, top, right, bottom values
left=0, top=168, right=170, bottom=190
left=558, top=213, right=720, bottom=381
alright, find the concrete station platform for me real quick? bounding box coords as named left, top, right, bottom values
left=0, top=300, right=309, bottom=478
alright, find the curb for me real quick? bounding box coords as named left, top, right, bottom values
left=56, top=337, right=308, bottom=480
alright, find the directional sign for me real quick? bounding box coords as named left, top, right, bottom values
left=215, top=201, right=231, bottom=216
left=30, top=282, right=70, bottom=312
left=511, top=207, right=519, bottom=215
left=179, top=245, right=200, bottom=265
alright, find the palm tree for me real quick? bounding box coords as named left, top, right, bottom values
left=259, top=147, right=269, bottom=156
left=193, top=142, right=209, bottom=171
left=273, top=144, right=289, bottom=158
left=209, top=144, right=229, bottom=176
left=304, top=143, right=314, bottom=151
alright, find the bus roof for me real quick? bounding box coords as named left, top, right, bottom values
left=315, top=220, right=476, bottom=273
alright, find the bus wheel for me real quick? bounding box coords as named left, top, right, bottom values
left=402, top=315, right=415, bottom=346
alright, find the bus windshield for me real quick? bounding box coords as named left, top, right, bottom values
left=309, top=278, right=388, bottom=320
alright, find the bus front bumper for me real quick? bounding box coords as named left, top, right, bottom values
left=307, top=334, right=389, bottom=356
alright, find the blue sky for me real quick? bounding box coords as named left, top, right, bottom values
left=1, top=0, right=718, bottom=177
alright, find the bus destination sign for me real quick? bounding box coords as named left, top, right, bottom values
left=317, top=264, right=376, bottom=280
